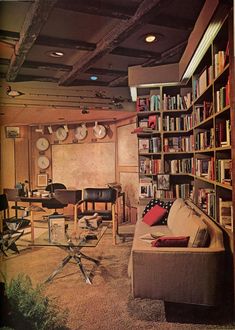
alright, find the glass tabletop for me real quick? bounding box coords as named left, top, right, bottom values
left=30, top=223, right=107, bottom=248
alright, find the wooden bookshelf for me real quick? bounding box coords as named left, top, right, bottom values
left=135, top=10, right=234, bottom=233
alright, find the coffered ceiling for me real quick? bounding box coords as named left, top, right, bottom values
left=0, top=0, right=206, bottom=125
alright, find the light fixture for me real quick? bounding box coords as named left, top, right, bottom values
left=145, top=34, right=156, bottom=43
left=90, top=75, right=98, bottom=81
left=35, top=126, right=44, bottom=134
left=48, top=126, right=53, bottom=134
left=63, top=124, right=69, bottom=132
left=181, top=10, right=226, bottom=82
left=138, top=82, right=179, bottom=88
left=49, top=51, right=64, bottom=58
left=6, top=86, right=24, bottom=97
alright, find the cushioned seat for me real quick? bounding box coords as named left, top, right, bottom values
left=78, top=188, right=118, bottom=244
left=129, top=198, right=225, bottom=306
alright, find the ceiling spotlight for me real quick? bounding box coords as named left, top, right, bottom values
left=145, top=34, right=156, bottom=43
left=48, top=126, right=53, bottom=134
left=90, top=75, right=98, bottom=81
left=49, top=51, right=64, bottom=58
left=35, top=126, right=44, bottom=134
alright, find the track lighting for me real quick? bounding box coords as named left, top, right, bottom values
left=48, top=126, right=53, bottom=134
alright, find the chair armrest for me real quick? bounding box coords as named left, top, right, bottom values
left=11, top=206, right=26, bottom=210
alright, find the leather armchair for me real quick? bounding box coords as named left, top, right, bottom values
left=78, top=188, right=118, bottom=244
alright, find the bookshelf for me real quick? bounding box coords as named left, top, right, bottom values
left=135, top=10, right=234, bottom=234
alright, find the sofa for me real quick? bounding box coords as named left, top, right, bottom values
left=128, top=198, right=225, bottom=306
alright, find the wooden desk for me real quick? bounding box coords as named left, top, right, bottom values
left=4, top=189, right=82, bottom=242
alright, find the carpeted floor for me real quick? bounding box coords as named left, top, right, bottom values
left=1, top=224, right=235, bottom=330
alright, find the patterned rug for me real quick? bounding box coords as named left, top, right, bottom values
left=1, top=225, right=235, bottom=330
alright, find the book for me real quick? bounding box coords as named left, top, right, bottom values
left=139, top=139, right=150, bottom=153
left=219, top=198, right=233, bottom=228
left=48, top=216, right=65, bottom=243
left=139, top=177, right=153, bottom=198
left=148, top=115, right=157, bottom=129
left=140, top=232, right=165, bottom=241
left=137, top=96, right=149, bottom=112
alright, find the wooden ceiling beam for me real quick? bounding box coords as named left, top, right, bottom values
left=112, top=47, right=161, bottom=59
left=0, top=30, right=19, bottom=42
left=36, top=35, right=96, bottom=51
left=71, top=79, right=108, bottom=86
left=56, top=0, right=136, bottom=20
left=86, top=67, right=126, bottom=76
left=0, top=58, right=72, bottom=72
left=59, top=0, right=173, bottom=86
left=0, top=30, right=160, bottom=59
left=108, top=75, right=128, bottom=87
left=0, top=72, right=59, bottom=83
left=6, top=0, right=57, bottom=82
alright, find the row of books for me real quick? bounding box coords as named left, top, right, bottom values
left=174, top=184, right=191, bottom=199
left=214, top=45, right=229, bottom=78
left=137, top=93, right=192, bottom=112
left=162, top=93, right=190, bottom=110
left=162, top=114, right=193, bottom=131
left=150, top=95, right=161, bottom=111
left=195, top=157, right=215, bottom=180
left=195, top=128, right=214, bottom=150
left=215, top=80, right=230, bottom=112
left=138, top=115, right=162, bottom=131
left=197, top=188, right=216, bottom=219
left=139, top=158, right=163, bottom=175
left=163, top=135, right=194, bottom=152
left=139, top=178, right=191, bottom=199
left=193, top=101, right=213, bottom=126
left=216, top=159, right=232, bottom=185
left=164, top=158, right=193, bottom=174
left=139, top=137, right=161, bottom=153
left=215, top=119, right=231, bottom=147
left=194, top=67, right=209, bottom=99
left=219, top=198, right=233, bottom=231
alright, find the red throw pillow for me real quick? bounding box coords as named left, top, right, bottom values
left=143, top=204, right=167, bottom=226
left=151, top=236, right=190, bottom=247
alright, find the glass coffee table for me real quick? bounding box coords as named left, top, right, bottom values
left=30, top=223, right=107, bottom=284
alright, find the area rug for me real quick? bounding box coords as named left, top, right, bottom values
left=1, top=227, right=235, bottom=330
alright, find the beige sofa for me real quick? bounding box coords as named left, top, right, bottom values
left=128, top=198, right=225, bottom=306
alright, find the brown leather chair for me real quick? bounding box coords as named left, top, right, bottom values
left=78, top=188, right=118, bottom=244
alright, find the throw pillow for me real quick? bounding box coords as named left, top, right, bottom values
left=142, top=199, right=174, bottom=225
left=143, top=204, right=167, bottom=226
left=151, top=236, right=190, bottom=247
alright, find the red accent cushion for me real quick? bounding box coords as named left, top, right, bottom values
left=143, top=204, right=167, bottom=226
left=151, top=236, right=190, bottom=247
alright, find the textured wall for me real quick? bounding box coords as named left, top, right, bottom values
left=52, top=142, right=116, bottom=189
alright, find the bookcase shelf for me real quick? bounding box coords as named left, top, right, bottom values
left=135, top=10, right=233, bottom=232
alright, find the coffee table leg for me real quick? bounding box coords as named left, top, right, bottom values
left=79, top=251, right=99, bottom=264
left=44, top=254, right=72, bottom=284
left=74, top=255, right=92, bottom=284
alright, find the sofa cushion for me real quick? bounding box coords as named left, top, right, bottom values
left=142, top=199, right=174, bottom=225
left=143, top=204, right=167, bottom=226
left=168, top=203, right=208, bottom=247
left=151, top=235, right=190, bottom=247
left=167, top=198, right=186, bottom=228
